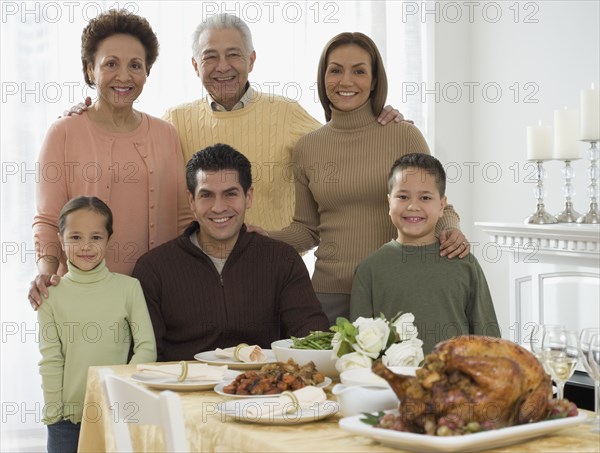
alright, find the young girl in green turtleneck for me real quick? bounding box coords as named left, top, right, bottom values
left=37, top=196, right=156, bottom=453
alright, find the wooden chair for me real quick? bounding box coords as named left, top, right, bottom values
left=99, top=368, right=189, bottom=452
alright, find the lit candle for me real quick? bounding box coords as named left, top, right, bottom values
left=554, top=107, right=580, bottom=160
left=580, top=83, right=600, bottom=140
left=527, top=121, right=552, bottom=160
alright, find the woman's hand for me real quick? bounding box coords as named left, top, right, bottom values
left=246, top=224, right=269, bottom=237
left=439, top=229, right=470, bottom=259
left=28, top=274, right=61, bottom=311
left=377, top=105, right=414, bottom=125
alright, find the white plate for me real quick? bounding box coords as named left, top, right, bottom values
left=340, top=366, right=417, bottom=388
left=217, top=398, right=339, bottom=424
left=339, top=411, right=587, bottom=453
left=194, top=349, right=277, bottom=370
left=130, top=369, right=240, bottom=391
left=214, top=377, right=333, bottom=398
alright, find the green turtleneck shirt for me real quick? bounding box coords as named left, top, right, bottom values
left=37, top=260, right=157, bottom=424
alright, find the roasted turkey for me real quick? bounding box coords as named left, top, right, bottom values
left=372, top=335, right=552, bottom=434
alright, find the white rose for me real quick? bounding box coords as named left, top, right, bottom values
left=352, top=317, right=391, bottom=359
left=335, top=352, right=373, bottom=373
left=392, top=313, right=419, bottom=341
left=331, top=332, right=343, bottom=359
left=382, top=338, right=424, bottom=367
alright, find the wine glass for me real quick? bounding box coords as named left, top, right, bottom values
left=579, top=328, right=600, bottom=428
left=542, top=329, right=578, bottom=400
left=529, top=324, right=562, bottom=366
left=587, top=333, right=600, bottom=432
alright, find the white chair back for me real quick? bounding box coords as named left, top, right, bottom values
left=99, top=368, right=189, bottom=452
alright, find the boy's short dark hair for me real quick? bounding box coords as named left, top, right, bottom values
left=186, top=144, right=252, bottom=196
left=58, top=196, right=113, bottom=238
left=388, top=153, right=446, bottom=197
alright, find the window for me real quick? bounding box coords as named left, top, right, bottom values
left=0, top=0, right=426, bottom=434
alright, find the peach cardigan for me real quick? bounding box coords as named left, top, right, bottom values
left=33, top=112, right=193, bottom=276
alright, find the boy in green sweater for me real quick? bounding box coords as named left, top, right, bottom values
left=350, top=153, right=500, bottom=354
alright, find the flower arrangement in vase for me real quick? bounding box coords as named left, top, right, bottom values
left=331, top=313, right=424, bottom=373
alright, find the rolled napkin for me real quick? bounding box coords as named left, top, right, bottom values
left=245, top=386, right=327, bottom=418
left=215, top=343, right=267, bottom=363
left=137, top=361, right=228, bottom=382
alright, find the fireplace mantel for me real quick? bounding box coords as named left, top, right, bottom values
left=476, top=222, right=599, bottom=346
left=476, top=222, right=600, bottom=260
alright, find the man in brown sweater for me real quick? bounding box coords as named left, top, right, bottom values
left=132, top=144, right=329, bottom=361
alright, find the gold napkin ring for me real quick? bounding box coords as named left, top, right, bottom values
left=281, top=391, right=300, bottom=414
left=233, top=343, right=249, bottom=362
left=178, top=361, right=188, bottom=382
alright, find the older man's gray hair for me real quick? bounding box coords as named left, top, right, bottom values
left=192, top=13, right=255, bottom=61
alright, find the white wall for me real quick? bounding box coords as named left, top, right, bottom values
left=432, top=0, right=600, bottom=338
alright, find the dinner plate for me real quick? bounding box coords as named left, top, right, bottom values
left=340, top=366, right=417, bottom=388
left=216, top=398, right=339, bottom=424
left=339, top=411, right=587, bottom=453
left=214, top=377, right=333, bottom=398
left=194, top=349, right=277, bottom=370
left=130, top=369, right=240, bottom=391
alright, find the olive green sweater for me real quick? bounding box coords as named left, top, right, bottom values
left=269, top=102, right=460, bottom=294
left=350, top=240, right=500, bottom=354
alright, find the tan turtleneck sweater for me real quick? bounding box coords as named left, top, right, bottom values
left=164, top=93, right=321, bottom=231
left=269, top=102, right=460, bottom=294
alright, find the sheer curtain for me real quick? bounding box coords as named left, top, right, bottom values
left=0, top=0, right=426, bottom=436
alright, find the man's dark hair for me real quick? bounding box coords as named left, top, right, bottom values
left=186, top=143, right=252, bottom=195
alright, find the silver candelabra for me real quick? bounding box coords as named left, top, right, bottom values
left=577, top=141, right=600, bottom=224
left=525, top=160, right=558, bottom=224
left=556, top=159, right=582, bottom=222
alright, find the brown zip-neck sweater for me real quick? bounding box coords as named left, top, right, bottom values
left=132, top=223, right=329, bottom=361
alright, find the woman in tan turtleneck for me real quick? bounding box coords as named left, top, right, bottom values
left=263, top=32, right=469, bottom=323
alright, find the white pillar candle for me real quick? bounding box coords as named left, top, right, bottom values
left=580, top=83, right=600, bottom=140
left=527, top=121, right=552, bottom=161
left=554, top=107, right=580, bottom=160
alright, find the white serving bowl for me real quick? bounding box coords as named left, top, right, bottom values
left=340, top=366, right=418, bottom=388
left=271, top=339, right=339, bottom=378
left=332, top=383, right=398, bottom=417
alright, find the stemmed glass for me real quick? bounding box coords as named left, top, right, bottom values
left=529, top=324, right=562, bottom=368
left=542, top=329, right=579, bottom=400
left=587, top=333, right=600, bottom=432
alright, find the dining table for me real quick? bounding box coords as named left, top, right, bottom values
left=77, top=362, right=600, bottom=453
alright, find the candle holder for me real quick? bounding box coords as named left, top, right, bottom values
left=525, top=160, right=558, bottom=224
left=577, top=140, right=600, bottom=224
left=556, top=159, right=582, bottom=222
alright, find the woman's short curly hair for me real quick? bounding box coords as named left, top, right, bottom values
left=81, top=9, right=159, bottom=87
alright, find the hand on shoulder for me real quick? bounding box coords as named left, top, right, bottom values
left=60, top=96, right=92, bottom=118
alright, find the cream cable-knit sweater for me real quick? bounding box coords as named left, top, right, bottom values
left=164, top=94, right=321, bottom=230
left=269, top=102, right=461, bottom=294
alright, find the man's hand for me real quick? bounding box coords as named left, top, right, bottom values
left=439, top=229, right=470, bottom=259
left=377, top=105, right=413, bottom=125
left=28, top=274, right=61, bottom=311
left=61, top=96, right=92, bottom=117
